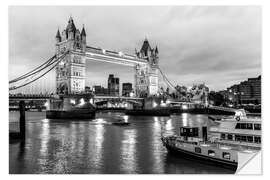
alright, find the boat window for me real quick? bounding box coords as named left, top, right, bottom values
left=221, top=134, right=226, bottom=140
left=193, top=128, right=199, bottom=137
left=235, top=123, right=240, bottom=129
left=247, top=123, right=253, bottom=130
left=241, top=136, right=247, bottom=142
left=240, top=123, right=247, bottom=129
left=208, top=150, right=215, bottom=157
left=254, top=124, right=261, bottom=130
left=222, top=152, right=231, bottom=160
left=227, top=134, right=233, bottom=140
left=247, top=136, right=253, bottom=142
left=235, top=135, right=241, bottom=141
left=254, top=136, right=261, bottom=143
left=195, top=147, right=201, bottom=153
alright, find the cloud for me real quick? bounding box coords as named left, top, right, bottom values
left=9, top=6, right=261, bottom=93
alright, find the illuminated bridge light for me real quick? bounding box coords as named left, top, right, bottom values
left=182, top=104, right=188, bottom=110
left=70, top=99, right=76, bottom=105
left=79, top=98, right=85, bottom=106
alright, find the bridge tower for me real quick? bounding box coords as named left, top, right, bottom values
left=55, top=17, right=86, bottom=95
left=135, top=38, right=159, bottom=97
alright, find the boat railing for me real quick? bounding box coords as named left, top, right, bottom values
left=216, top=139, right=261, bottom=149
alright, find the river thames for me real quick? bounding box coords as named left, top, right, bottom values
left=9, top=112, right=235, bottom=174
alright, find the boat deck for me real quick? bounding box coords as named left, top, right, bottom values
left=167, top=136, right=259, bottom=153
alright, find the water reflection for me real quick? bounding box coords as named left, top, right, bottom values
left=38, top=118, right=50, bottom=173
left=120, top=128, right=138, bottom=173
left=151, top=117, right=164, bottom=173
left=9, top=112, right=235, bottom=174
left=94, top=123, right=105, bottom=167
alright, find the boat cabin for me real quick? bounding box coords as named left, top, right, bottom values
left=180, top=127, right=199, bottom=137
left=210, top=118, right=261, bottom=148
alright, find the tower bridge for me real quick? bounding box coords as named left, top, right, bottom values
left=9, top=17, right=181, bottom=104
left=55, top=17, right=159, bottom=97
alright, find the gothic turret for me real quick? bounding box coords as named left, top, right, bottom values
left=81, top=25, right=86, bottom=37
left=155, top=46, right=158, bottom=55
left=66, top=17, right=76, bottom=39
left=55, top=29, right=61, bottom=43
left=140, top=38, right=152, bottom=57
left=80, top=25, right=86, bottom=52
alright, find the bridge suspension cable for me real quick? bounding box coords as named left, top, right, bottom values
left=9, top=55, right=57, bottom=84
left=9, top=52, right=68, bottom=91
left=158, top=67, right=177, bottom=91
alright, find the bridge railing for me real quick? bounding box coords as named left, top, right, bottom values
left=86, top=46, right=147, bottom=63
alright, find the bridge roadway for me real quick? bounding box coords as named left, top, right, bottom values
left=9, top=94, right=240, bottom=113
left=9, top=94, right=144, bottom=101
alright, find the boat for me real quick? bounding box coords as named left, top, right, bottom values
left=209, top=110, right=261, bottom=150
left=111, top=116, right=130, bottom=126
left=161, top=110, right=261, bottom=170
left=46, top=94, right=96, bottom=119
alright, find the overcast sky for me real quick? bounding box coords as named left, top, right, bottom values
left=9, top=6, right=261, bottom=93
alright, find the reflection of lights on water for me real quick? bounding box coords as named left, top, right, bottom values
left=154, top=117, right=159, bottom=127
left=42, top=118, right=49, bottom=123
left=96, top=118, right=105, bottom=124
left=94, top=122, right=104, bottom=164
left=182, top=113, right=188, bottom=126
left=165, top=119, right=172, bottom=130
left=151, top=116, right=164, bottom=173
left=120, top=129, right=137, bottom=173
left=40, top=119, right=50, bottom=157
left=123, top=115, right=128, bottom=123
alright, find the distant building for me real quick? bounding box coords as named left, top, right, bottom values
left=227, top=75, right=261, bottom=104
left=93, top=85, right=108, bottom=95
left=122, top=83, right=132, bottom=96
left=85, top=86, right=92, bottom=94
left=108, top=74, right=120, bottom=96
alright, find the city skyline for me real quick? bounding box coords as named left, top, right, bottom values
left=9, top=6, right=261, bottom=93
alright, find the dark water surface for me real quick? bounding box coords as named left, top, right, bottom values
left=9, top=111, right=234, bottom=174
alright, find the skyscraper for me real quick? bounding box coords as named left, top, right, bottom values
left=108, top=74, right=120, bottom=96
left=122, top=83, right=132, bottom=96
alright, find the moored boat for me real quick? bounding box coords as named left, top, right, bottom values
left=161, top=110, right=261, bottom=170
